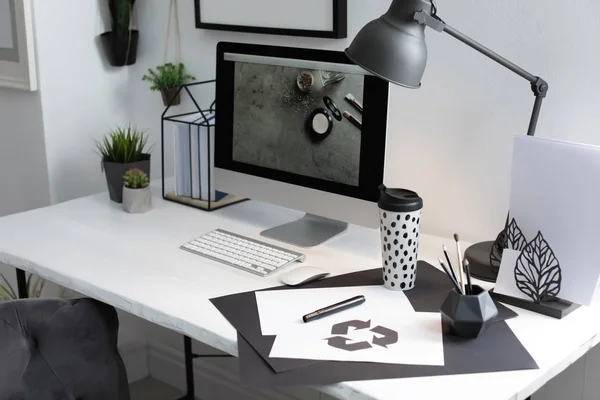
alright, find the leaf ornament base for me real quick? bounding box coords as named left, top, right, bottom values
left=490, top=290, right=579, bottom=319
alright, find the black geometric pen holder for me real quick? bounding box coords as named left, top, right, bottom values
left=440, top=286, right=499, bottom=339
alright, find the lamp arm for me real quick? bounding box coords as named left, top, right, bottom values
left=415, top=11, right=548, bottom=136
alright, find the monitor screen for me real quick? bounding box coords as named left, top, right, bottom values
left=216, top=43, right=389, bottom=203
left=231, top=56, right=365, bottom=187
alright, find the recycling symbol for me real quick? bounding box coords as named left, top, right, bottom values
left=324, top=320, right=398, bottom=352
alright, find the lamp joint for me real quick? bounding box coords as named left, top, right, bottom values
left=414, top=10, right=445, bottom=32
left=532, top=77, right=549, bottom=98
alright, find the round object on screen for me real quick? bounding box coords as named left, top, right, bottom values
left=307, top=108, right=333, bottom=141
left=323, top=96, right=343, bottom=121
left=296, top=71, right=314, bottom=93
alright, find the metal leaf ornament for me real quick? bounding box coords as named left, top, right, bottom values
left=506, top=219, right=528, bottom=252
left=514, top=231, right=562, bottom=303
left=490, top=218, right=527, bottom=272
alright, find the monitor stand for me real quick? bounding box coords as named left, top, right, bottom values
left=260, top=214, right=348, bottom=248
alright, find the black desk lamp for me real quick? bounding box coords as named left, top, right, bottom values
left=346, top=0, right=548, bottom=282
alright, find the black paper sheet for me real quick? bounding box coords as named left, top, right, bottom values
left=211, top=262, right=539, bottom=388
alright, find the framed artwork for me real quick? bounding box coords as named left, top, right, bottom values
left=0, top=0, right=37, bottom=91
left=195, top=0, right=347, bottom=39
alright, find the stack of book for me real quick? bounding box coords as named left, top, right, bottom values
left=173, top=112, right=217, bottom=202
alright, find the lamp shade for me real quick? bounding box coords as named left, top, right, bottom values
left=346, top=0, right=432, bottom=88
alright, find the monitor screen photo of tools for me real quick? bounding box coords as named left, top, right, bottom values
left=232, top=59, right=365, bottom=187
left=215, top=42, right=389, bottom=202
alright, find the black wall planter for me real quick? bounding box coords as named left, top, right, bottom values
left=103, top=154, right=150, bottom=203
left=161, top=87, right=181, bottom=106
left=100, top=30, right=139, bottom=67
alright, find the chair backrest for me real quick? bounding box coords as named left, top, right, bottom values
left=0, top=297, right=130, bottom=400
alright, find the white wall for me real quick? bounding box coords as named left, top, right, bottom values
left=32, top=0, right=131, bottom=204
left=0, top=85, right=50, bottom=299
left=128, top=0, right=600, bottom=243
left=0, top=88, right=49, bottom=217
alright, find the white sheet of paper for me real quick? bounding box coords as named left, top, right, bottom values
left=0, top=0, right=15, bottom=49
left=496, top=250, right=527, bottom=300
left=256, top=286, right=444, bottom=366
left=255, top=286, right=414, bottom=336
left=494, top=136, right=600, bottom=306
left=270, top=312, right=443, bottom=365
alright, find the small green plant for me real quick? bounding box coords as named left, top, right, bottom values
left=142, top=63, right=195, bottom=91
left=0, top=273, right=46, bottom=301
left=109, top=0, right=136, bottom=37
left=123, top=168, right=149, bottom=189
left=96, top=125, right=153, bottom=164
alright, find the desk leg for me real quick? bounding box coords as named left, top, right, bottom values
left=176, top=335, right=234, bottom=400
left=16, top=268, right=28, bottom=299
left=178, top=335, right=195, bottom=400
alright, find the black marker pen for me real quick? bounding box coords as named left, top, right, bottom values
left=302, top=295, right=366, bottom=323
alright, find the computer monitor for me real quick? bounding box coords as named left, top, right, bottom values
left=215, top=42, right=390, bottom=247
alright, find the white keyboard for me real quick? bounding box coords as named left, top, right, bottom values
left=181, top=229, right=306, bottom=277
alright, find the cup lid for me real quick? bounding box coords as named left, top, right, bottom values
left=378, top=185, right=423, bottom=212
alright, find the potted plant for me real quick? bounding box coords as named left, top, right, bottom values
left=122, top=169, right=152, bottom=214
left=96, top=125, right=152, bottom=203
left=142, top=63, right=195, bottom=106
left=100, top=0, right=138, bottom=67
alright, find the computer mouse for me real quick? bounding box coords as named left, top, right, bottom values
left=280, top=266, right=330, bottom=287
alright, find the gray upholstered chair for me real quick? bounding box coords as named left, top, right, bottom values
left=0, top=298, right=130, bottom=400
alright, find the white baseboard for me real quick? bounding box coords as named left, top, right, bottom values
left=147, top=342, right=327, bottom=400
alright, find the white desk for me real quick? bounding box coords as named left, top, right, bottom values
left=0, top=189, right=599, bottom=400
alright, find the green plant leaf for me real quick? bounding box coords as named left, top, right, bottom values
left=0, top=284, right=14, bottom=301
left=109, top=0, right=136, bottom=36
left=26, top=273, right=32, bottom=295
left=31, top=275, right=38, bottom=298
left=36, top=278, right=46, bottom=298
left=123, top=168, right=149, bottom=189
left=142, top=63, right=195, bottom=91
left=95, top=125, right=152, bottom=164
left=0, top=273, right=16, bottom=299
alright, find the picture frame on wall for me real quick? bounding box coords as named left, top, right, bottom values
left=195, top=0, right=347, bottom=39
left=0, top=0, right=37, bottom=91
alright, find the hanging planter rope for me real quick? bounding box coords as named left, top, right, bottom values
left=142, top=0, right=195, bottom=107
left=164, top=0, right=182, bottom=66
left=162, top=0, right=182, bottom=106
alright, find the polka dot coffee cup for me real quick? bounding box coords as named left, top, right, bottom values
left=378, top=185, right=423, bottom=291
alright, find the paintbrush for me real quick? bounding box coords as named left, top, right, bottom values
left=438, top=257, right=462, bottom=293
left=464, top=259, right=473, bottom=295
left=454, top=233, right=466, bottom=294
left=442, top=245, right=460, bottom=290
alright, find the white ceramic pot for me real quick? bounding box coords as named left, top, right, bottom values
left=122, top=187, right=152, bottom=214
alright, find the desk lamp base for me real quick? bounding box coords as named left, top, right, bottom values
left=464, top=241, right=498, bottom=283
